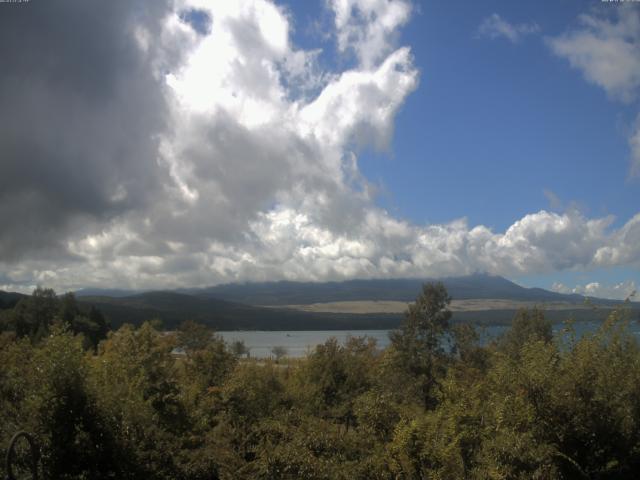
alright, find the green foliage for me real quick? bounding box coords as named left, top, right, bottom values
left=0, top=288, right=109, bottom=348
left=389, top=282, right=453, bottom=409
left=3, top=288, right=640, bottom=479
left=251, top=413, right=391, bottom=480
left=177, top=319, right=214, bottom=352
left=294, top=336, right=378, bottom=426
left=183, top=334, right=237, bottom=393
left=7, top=287, right=58, bottom=342
left=230, top=339, right=249, bottom=358
left=353, top=391, right=400, bottom=441
left=495, top=306, right=552, bottom=358
left=1, top=327, right=118, bottom=479
left=271, top=345, right=288, bottom=362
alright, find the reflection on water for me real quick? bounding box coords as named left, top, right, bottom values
left=218, top=320, right=640, bottom=358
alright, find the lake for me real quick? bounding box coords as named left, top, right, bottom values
left=218, top=320, right=640, bottom=358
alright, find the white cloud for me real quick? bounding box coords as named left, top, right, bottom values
left=329, top=0, right=412, bottom=68
left=630, top=114, right=640, bottom=176
left=1, top=0, right=640, bottom=294
left=594, top=213, right=640, bottom=267
left=299, top=46, right=418, bottom=150
left=552, top=280, right=637, bottom=301
left=548, top=6, right=640, bottom=176
left=8, top=208, right=639, bottom=292
left=547, top=6, right=640, bottom=104
left=477, top=13, right=540, bottom=43
left=6, top=0, right=417, bottom=291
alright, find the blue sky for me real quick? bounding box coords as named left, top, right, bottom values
left=1, top=0, right=638, bottom=299
left=283, top=0, right=638, bottom=229
left=277, top=0, right=640, bottom=296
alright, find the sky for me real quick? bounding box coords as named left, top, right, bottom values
left=0, top=0, right=639, bottom=299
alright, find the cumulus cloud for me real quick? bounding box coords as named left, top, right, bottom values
left=552, top=280, right=637, bottom=301
left=477, top=13, right=540, bottom=43
left=329, top=0, right=412, bottom=68
left=6, top=206, right=640, bottom=293
left=0, top=0, right=639, bottom=293
left=0, top=0, right=418, bottom=290
left=593, top=214, right=640, bottom=267
left=0, top=0, right=185, bottom=260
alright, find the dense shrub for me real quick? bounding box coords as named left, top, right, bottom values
left=2, top=285, right=640, bottom=479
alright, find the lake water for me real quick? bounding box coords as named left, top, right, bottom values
left=218, top=330, right=392, bottom=358
left=218, top=320, right=640, bottom=358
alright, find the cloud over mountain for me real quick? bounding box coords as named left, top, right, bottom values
left=551, top=279, right=637, bottom=301
left=0, top=0, right=639, bottom=293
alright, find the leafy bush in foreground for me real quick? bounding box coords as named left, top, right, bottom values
left=1, top=284, right=640, bottom=479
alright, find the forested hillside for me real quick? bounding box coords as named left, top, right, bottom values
left=130, top=274, right=601, bottom=305
left=2, top=284, right=640, bottom=479
left=67, top=274, right=634, bottom=330
left=76, top=291, right=402, bottom=330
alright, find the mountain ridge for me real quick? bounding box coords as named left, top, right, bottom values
left=3, top=274, right=634, bottom=331
left=180, top=273, right=615, bottom=306
left=69, top=273, right=628, bottom=306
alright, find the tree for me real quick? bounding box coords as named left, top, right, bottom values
left=177, top=320, right=212, bottom=352
left=389, top=282, right=452, bottom=410
left=496, top=307, right=552, bottom=358
left=294, top=336, right=378, bottom=428
left=184, top=335, right=237, bottom=392
left=87, top=305, right=110, bottom=347
left=89, top=322, right=187, bottom=477
left=10, top=287, right=58, bottom=342
left=271, top=346, right=288, bottom=362
left=231, top=340, right=250, bottom=358
left=1, top=289, right=109, bottom=349
left=24, top=326, right=116, bottom=479
left=58, top=293, right=110, bottom=349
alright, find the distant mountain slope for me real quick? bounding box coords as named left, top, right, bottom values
left=190, top=274, right=604, bottom=306
left=74, top=288, right=144, bottom=298
left=77, top=291, right=402, bottom=331
left=0, top=291, right=27, bottom=309
left=5, top=272, right=636, bottom=331
left=77, top=289, right=627, bottom=331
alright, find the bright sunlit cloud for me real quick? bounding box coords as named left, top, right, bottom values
left=0, top=0, right=638, bottom=299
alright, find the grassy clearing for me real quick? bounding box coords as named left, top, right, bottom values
left=276, top=298, right=601, bottom=314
